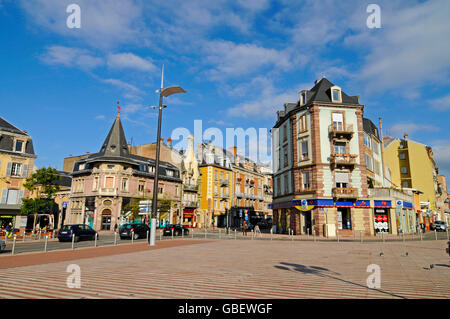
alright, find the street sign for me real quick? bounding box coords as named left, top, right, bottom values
left=62, top=202, right=67, bottom=208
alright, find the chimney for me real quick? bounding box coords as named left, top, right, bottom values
left=167, top=137, right=173, bottom=149
left=229, top=146, right=237, bottom=156
left=315, top=78, right=321, bottom=85
left=404, top=133, right=408, bottom=140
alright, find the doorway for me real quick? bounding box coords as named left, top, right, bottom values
left=337, top=207, right=352, bottom=230
left=101, top=209, right=112, bottom=230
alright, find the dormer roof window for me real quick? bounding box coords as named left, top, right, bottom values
left=330, top=86, right=342, bottom=103
left=300, top=91, right=307, bottom=106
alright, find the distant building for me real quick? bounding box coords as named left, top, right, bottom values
left=0, top=117, right=36, bottom=230
left=66, top=112, right=182, bottom=231
left=383, top=135, right=441, bottom=229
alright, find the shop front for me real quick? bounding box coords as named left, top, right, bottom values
left=182, top=208, right=195, bottom=228
left=373, top=200, right=392, bottom=234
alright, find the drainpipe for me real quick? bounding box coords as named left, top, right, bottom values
left=379, top=117, right=386, bottom=187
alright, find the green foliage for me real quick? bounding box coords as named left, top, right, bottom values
left=124, top=199, right=141, bottom=221
left=20, top=198, right=52, bottom=215
left=23, top=167, right=61, bottom=199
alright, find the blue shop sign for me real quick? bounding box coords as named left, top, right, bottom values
left=374, top=200, right=392, bottom=208
left=355, top=200, right=371, bottom=208
left=403, top=201, right=413, bottom=209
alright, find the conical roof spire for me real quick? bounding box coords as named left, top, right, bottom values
left=98, top=111, right=130, bottom=158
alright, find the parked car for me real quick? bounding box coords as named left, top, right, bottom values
left=431, top=221, right=447, bottom=232
left=0, top=239, right=5, bottom=253
left=120, top=223, right=150, bottom=240
left=163, top=224, right=189, bottom=236
left=58, top=224, right=97, bottom=242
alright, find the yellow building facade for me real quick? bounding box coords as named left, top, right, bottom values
left=384, top=136, right=440, bottom=228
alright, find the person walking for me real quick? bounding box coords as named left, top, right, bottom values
left=5, top=223, right=12, bottom=239
left=114, top=223, right=118, bottom=233
left=242, top=220, right=247, bottom=236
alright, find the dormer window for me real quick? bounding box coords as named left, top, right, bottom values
left=300, top=91, right=307, bottom=106
left=14, top=140, right=24, bottom=153
left=330, top=86, right=342, bottom=103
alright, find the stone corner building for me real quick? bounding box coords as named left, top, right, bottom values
left=66, top=113, right=182, bottom=231
left=271, top=78, right=372, bottom=237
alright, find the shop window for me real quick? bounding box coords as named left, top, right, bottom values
left=337, top=207, right=352, bottom=230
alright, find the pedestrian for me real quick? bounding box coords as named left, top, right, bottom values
left=254, top=224, right=261, bottom=236
left=114, top=223, right=118, bottom=233
left=243, top=220, right=247, bottom=236
left=5, top=223, right=12, bottom=239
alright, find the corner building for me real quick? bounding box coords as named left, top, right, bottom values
left=271, top=78, right=372, bottom=237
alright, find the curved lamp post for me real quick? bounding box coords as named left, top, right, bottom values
left=149, top=68, right=186, bottom=246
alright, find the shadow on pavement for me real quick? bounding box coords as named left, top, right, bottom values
left=275, top=262, right=406, bottom=299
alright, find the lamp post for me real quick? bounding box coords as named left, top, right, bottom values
left=149, top=66, right=186, bottom=246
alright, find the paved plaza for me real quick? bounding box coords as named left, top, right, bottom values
left=0, top=238, right=449, bottom=299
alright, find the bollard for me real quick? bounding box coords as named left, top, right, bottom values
left=291, top=230, right=294, bottom=241
left=435, top=229, right=437, bottom=241
left=446, top=228, right=449, bottom=241
left=192, top=228, right=194, bottom=239
left=95, top=233, right=98, bottom=247
left=313, top=230, right=316, bottom=242
left=23, top=231, right=26, bottom=242
left=337, top=230, right=340, bottom=243
left=234, top=229, right=236, bottom=240
left=132, top=231, right=135, bottom=244
left=147, top=230, right=149, bottom=242
left=182, top=228, right=184, bottom=239
left=219, top=229, right=221, bottom=239
left=382, top=232, right=385, bottom=243
left=39, top=230, right=42, bottom=242
left=44, top=235, right=48, bottom=252
left=420, top=231, right=423, bottom=241
left=11, top=236, right=16, bottom=255
left=360, top=230, right=363, bottom=243
left=270, top=228, right=273, bottom=241
left=251, top=230, right=254, bottom=240
left=71, top=233, right=75, bottom=250
left=204, top=229, right=207, bottom=239
left=160, top=229, right=162, bottom=241
left=114, top=232, right=118, bottom=246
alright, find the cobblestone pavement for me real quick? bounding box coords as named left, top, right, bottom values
left=0, top=239, right=448, bottom=299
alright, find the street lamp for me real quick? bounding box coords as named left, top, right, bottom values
left=149, top=67, right=186, bottom=246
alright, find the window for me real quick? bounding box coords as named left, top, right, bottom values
left=215, top=171, right=218, bottom=180
left=166, top=170, right=174, bottom=177
left=298, top=114, right=307, bottom=132
left=15, top=140, right=24, bottom=152
left=334, top=142, right=346, bottom=155
left=302, top=171, right=310, bottom=190
left=331, top=87, right=342, bottom=103
left=402, top=181, right=409, bottom=188
left=284, top=149, right=288, bottom=167
left=283, top=124, right=287, bottom=142
left=400, top=153, right=406, bottom=160
left=93, top=177, right=99, bottom=191
left=337, top=207, right=352, bottom=230
left=138, top=182, right=145, bottom=193
left=11, top=163, right=22, bottom=176
left=105, top=177, right=114, bottom=188
left=300, top=92, right=306, bottom=105
left=1, top=189, right=24, bottom=205
left=121, top=178, right=128, bottom=191
left=158, top=187, right=163, bottom=194
left=301, top=140, right=309, bottom=160
left=363, top=133, right=370, bottom=147
left=401, top=167, right=407, bottom=174
left=332, top=113, right=344, bottom=130
left=284, top=174, right=289, bottom=194
left=107, top=165, right=115, bottom=170
left=365, top=154, right=374, bottom=171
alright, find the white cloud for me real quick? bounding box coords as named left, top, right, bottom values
left=431, top=140, right=450, bottom=182
left=428, top=94, right=450, bottom=111
left=20, top=0, right=147, bottom=49
left=204, top=40, right=291, bottom=80
left=40, top=46, right=103, bottom=70
left=101, top=78, right=142, bottom=94
left=107, top=53, right=157, bottom=72
left=387, top=123, right=440, bottom=137
left=354, top=0, right=450, bottom=95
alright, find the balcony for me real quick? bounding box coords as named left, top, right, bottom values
left=220, top=193, right=229, bottom=199
left=332, top=187, right=358, bottom=199
left=330, top=154, right=357, bottom=168
left=220, top=179, right=229, bottom=186
left=99, top=188, right=117, bottom=196
left=328, top=124, right=354, bottom=139
left=184, top=184, right=199, bottom=192
left=183, top=201, right=199, bottom=208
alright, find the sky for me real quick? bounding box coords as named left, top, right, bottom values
left=0, top=0, right=449, bottom=186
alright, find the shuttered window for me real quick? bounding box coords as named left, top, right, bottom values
left=335, top=172, right=349, bottom=183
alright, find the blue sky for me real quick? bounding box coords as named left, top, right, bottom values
left=0, top=0, right=449, bottom=185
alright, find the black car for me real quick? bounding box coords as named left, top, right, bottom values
left=257, top=219, right=272, bottom=230
left=58, top=224, right=97, bottom=242
left=120, top=223, right=150, bottom=240
left=163, top=224, right=189, bottom=236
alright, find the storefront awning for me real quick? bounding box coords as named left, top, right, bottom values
left=355, top=200, right=370, bottom=208
left=374, top=200, right=392, bottom=208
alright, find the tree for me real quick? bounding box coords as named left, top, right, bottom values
left=123, top=199, right=141, bottom=221
left=21, top=167, right=61, bottom=231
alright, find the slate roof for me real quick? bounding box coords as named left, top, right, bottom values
left=274, top=78, right=361, bottom=128
left=0, top=117, right=36, bottom=156
left=363, top=118, right=380, bottom=140
left=0, top=117, right=27, bottom=136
